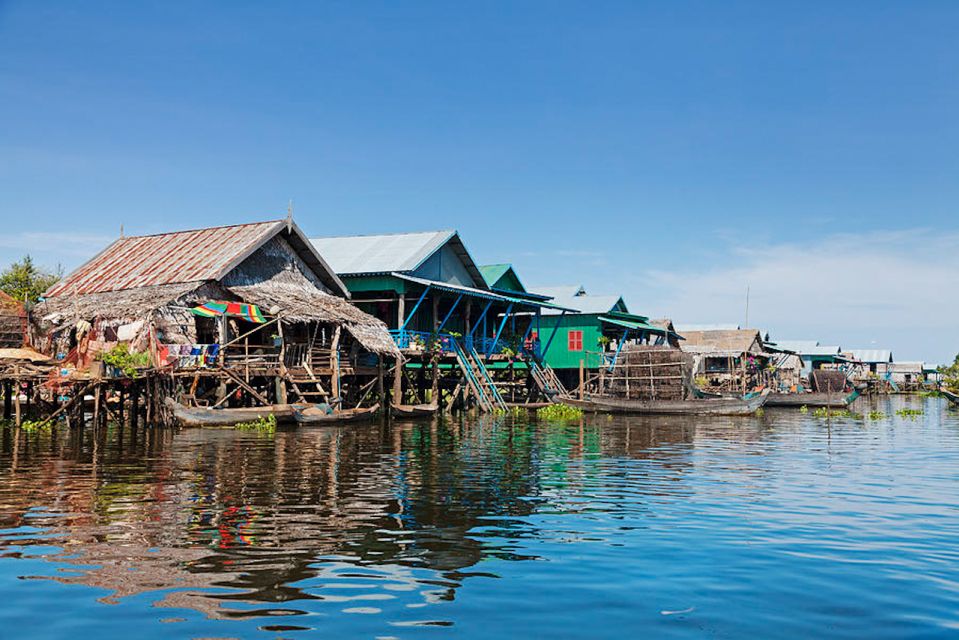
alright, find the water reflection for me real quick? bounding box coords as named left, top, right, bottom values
left=0, top=396, right=957, bottom=638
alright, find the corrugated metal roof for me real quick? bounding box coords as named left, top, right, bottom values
left=772, top=341, right=842, bottom=357
left=534, top=285, right=627, bottom=316
left=310, top=230, right=456, bottom=275
left=674, top=323, right=741, bottom=332
left=45, top=219, right=349, bottom=298
left=846, top=349, right=894, bottom=363
left=599, top=316, right=667, bottom=335
left=392, top=273, right=576, bottom=311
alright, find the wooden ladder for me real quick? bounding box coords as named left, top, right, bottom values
left=452, top=339, right=507, bottom=412
left=530, top=360, right=568, bottom=398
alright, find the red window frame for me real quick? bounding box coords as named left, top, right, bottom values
left=568, top=330, right=583, bottom=352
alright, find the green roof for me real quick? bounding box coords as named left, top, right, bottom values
left=479, top=264, right=512, bottom=286
left=599, top=315, right=669, bottom=336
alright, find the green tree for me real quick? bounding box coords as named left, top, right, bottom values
left=0, top=256, right=61, bottom=303
left=938, top=354, right=959, bottom=392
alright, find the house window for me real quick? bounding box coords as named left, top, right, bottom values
left=568, top=330, right=583, bottom=352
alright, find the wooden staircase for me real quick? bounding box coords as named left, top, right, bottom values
left=529, top=360, right=568, bottom=399
left=452, top=339, right=507, bottom=412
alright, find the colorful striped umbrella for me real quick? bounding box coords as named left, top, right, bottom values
left=190, top=301, right=267, bottom=323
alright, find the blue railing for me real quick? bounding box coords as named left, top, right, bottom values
left=390, top=329, right=540, bottom=360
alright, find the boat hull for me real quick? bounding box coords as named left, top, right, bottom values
left=766, top=389, right=860, bottom=408
left=166, top=399, right=380, bottom=427
left=943, top=389, right=959, bottom=406
left=560, top=390, right=769, bottom=416
left=390, top=403, right=439, bottom=418
left=294, top=404, right=380, bottom=425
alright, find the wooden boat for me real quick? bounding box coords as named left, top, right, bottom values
left=766, top=388, right=861, bottom=408
left=560, top=389, right=769, bottom=416
left=166, top=399, right=298, bottom=427
left=943, top=389, right=959, bottom=406
left=166, top=399, right=380, bottom=427
left=294, top=403, right=380, bottom=425
left=390, top=402, right=439, bottom=418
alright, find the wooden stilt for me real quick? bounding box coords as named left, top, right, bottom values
left=3, top=381, right=10, bottom=420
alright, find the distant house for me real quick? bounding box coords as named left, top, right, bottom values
left=679, top=328, right=771, bottom=393
left=846, top=349, right=894, bottom=376
left=531, top=285, right=675, bottom=386
left=32, top=218, right=397, bottom=409
left=0, top=290, right=26, bottom=348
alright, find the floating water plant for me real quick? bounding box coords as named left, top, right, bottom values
left=867, top=411, right=886, bottom=420
left=536, top=404, right=584, bottom=420
left=234, top=414, right=277, bottom=433
left=799, top=405, right=809, bottom=414
left=895, top=408, right=924, bottom=418
left=813, top=407, right=863, bottom=419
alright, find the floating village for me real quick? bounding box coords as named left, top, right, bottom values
left=0, top=215, right=950, bottom=429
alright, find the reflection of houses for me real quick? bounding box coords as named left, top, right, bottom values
left=678, top=328, right=771, bottom=393
left=32, top=219, right=397, bottom=412
left=310, top=231, right=567, bottom=409
left=532, top=285, right=676, bottom=389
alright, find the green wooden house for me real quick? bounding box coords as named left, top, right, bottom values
left=531, top=285, right=676, bottom=384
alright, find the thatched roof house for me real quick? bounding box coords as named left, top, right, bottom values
left=32, top=218, right=398, bottom=363
left=679, top=329, right=766, bottom=358
left=0, top=290, right=26, bottom=348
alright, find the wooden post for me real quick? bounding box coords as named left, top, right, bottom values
left=376, top=358, right=385, bottom=407
left=578, top=359, right=585, bottom=400
left=330, top=325, right=341, bottom=406
left=392, top=357, right=403, bottom=406
left=3, top=381, right=10, bottom=420
left=396, top=294, right=405, bottom=331
left=13, top=370, right=22, bottom=427
left=130, top=383, right=140, bottom=429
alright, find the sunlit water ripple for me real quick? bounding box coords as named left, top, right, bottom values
left=0, top=395, right=957, bottom=638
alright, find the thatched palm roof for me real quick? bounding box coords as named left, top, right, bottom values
left=679, top=329, right=765, bottom=357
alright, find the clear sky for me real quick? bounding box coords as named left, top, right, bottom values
left=1, top=2, right=956, bottom=362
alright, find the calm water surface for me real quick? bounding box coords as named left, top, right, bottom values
left=0, top=396, right=957, bottom=639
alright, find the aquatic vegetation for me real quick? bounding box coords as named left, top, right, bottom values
left=536, top=404, right=584, bottom=420
left=813, top=407, right=863, bottom=420
left=895, top=408, right=924, bottom=418
left=799, top=405, right=809, bottom=414
left=19, top=419, right=52, bottom=432
left=867, top=411, right=886, bottom=420
left=755, top=408, right=765, bottom=418
left=234, top=414, right=277, bottom=433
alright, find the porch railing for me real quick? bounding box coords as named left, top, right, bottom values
left=389, top=329, right=541, bottom=360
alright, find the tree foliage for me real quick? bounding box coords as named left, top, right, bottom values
left=939, top=354, right=959, bottom=392
left=0, top=256, right=61, bottom=303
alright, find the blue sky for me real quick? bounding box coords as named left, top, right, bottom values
left=1, top=2, right=957, bottom=362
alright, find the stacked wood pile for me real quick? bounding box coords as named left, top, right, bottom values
left=604, top=345, right=693, bottom=401
left=810, top=370, right=848, bottom=393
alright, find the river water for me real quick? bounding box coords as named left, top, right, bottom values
left=0, top=395, right=957, bottom=639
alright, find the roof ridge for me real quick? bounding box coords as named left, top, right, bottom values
left=117, top=218, right=284, bottom=240
left=312, top=229, right=455, bottom=240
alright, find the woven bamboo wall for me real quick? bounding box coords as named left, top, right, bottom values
left=604, top=345, right=693, bottom=401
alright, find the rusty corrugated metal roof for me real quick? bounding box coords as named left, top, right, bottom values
left=46, top=220, right=288, bottom=296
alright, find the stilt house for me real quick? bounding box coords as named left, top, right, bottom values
left=678, top=328, right=772, bottom=393
left=310, top=231, right=568, bottom=410
left=31, top=218, right=398, bottom=412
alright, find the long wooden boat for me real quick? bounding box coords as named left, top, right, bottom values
left=943, top=389, right=959, bottom=406
left=295, top=403, right=380, bottom=425
left=766, top=388, right=860, bottom=408
left=560, top=389, right=769, bottom=416
left=390, top=402, right=439, bottom=418
left=166, top=399, right=380, bottom=427
left=166, top=399, right=298, bottom=427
